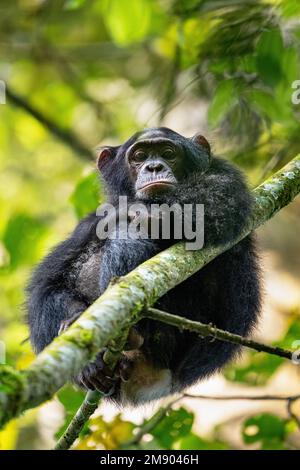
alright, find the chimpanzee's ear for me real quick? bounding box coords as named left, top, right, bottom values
left=96, top=146, right=117, bottom=171
left=191, top=133, right=211, bottom=155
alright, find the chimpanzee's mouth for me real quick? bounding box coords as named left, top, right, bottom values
left=141, top=180, right=176, bottom=190
left=138, top=175, right=177, bottom=193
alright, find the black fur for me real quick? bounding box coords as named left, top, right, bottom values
left=27, top=127, right=261, bottom=404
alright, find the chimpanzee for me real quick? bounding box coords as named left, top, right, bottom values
left=27, top=127, right=261, bottom=406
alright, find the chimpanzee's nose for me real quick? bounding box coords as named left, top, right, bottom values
left=144, top=161, right=164, bottom=173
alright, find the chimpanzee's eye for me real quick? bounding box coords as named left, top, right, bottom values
left=133, top=151, right=147, bottom=162
left=163, top=148, right=175, bottom=160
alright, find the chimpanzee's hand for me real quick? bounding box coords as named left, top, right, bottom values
left=58, top=310, right=83, bottom=335
left=74, top=350, right=133, bottom=395
left=74, top=328, right=144, bottom=395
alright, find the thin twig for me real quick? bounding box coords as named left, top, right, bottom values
left=183, top=393, right=300, bottom=401
left=6, top=85, right=93, bottom=160
left=287, top=398, right=300, bottom=430
left=145, top=307, right=297, bottom=361
left=121, top=396, right=182, bottom=448
left=55, top=299, right=299, bottom=450
left=122, top=393, right=300, bottom=448
left=54, top=327, right=130, bottom=450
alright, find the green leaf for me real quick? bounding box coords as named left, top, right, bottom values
left=100, top=0, right=155, bottom=45
left=247, top=89, right=283, bottom=122
left=256, top=29, right=284, bottom=87
left=56, top=385, right=86, bottom=415
left=64, top=0, right=86, bottom=10
left=2, top=213, right=48, bottom=269
left=177, top=433, right=229, bottom=450
left=55, top=386, right=86, bottom=439
left=208, top=80, right=238, bottom=127
left=277, top=320, right=300, bottom=349
left=151, top=407, right=194, bottom=448
left=225, top=320, right=300, bottom=386
left=75, top=414, right=135, bottom=450
left=224, top=353, right=283, bottom=385
left=280, top=47, right=299, bottom=86
left=70, top=172, right=100, bottom=219
left=242, top=413, right=288, bottom=449
left=280, top=0, right=300, bottom=17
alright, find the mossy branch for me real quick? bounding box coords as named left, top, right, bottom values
left=54, top=327, right=130, bottom=450
left=0, top=154, right=300, bottom=430
left=57, top=301, right=299, bottom=450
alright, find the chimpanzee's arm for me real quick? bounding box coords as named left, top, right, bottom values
left=99, top=235, right=159, bottom=294
left=27, top=213, right=99, bottom=353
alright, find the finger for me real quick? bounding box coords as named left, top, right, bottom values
left=88, top=375, right=107, bottom=393
left=94, top=351, right=115, bottom=377
left=89, top=374, right=116, bottom=394
left=58, top=321, right=71, bottom=336
left=96, top=369, right=117, bottom=386
left=59, top=311, right=83, bottom=336
left=58, top=324, right=65, bottom=336
left=84, top=362, right=117, bottom=394
left=77, top=370, right=95, bottom=391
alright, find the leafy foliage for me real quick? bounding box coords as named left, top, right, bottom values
left=75, top=414, right=135, bottom=450
left=225, top=319, right=300, bottom=385
left=70, top=172, right=101, bottom=218
left=3, top=214, right=48, bottom=269
left=151, top=407, right=194, bottom=448
left=72, top=405, right=229, bottom=450
left=0, top=0, right=299, bottom=450
left=56, top=386, right=87, bottom=440
left=242, top=413, right=294, bottom=450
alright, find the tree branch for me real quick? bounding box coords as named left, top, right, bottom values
left=183, top=393, right=300, bottom=401
left=145, top=308, right=295, bottom=360
left=53, top=298, right=300, bottom=450
left=121, top=393, right=300, bottom=448
left=0, top=154, right=300, bottom=429
left=54, top=327, right=130, bottom=450
left=5, top=85, right=93, bottom=160
left=287, top=398, right=300, bottom=430
left=122, top=396, right=183, bottom=448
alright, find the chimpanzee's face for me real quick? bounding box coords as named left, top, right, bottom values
left=125, top=130, right=185, bottom=198
left=97, top=127, right=211, bottom=201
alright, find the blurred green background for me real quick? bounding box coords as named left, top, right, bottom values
left=0, top=0, right=300, bottom=450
